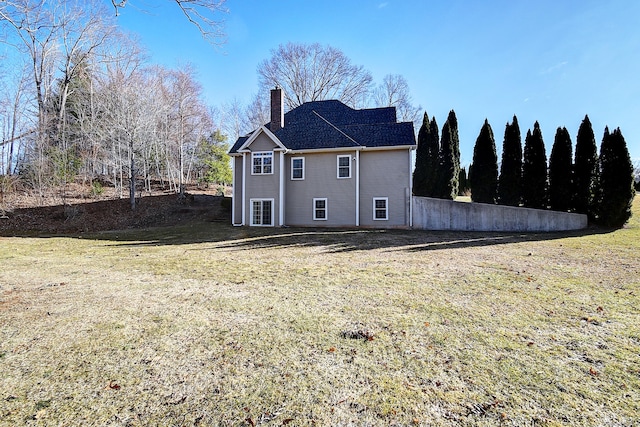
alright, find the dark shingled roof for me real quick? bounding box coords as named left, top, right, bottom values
left=229, top=100, right=416, bottom=153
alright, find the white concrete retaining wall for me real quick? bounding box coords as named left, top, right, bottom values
left=412, top=197, right=588, bottom=232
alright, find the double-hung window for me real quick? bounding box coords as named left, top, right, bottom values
left=373, top=197, right=388, bottom=220
left=337, top=155, right=351, bottom=179
left=250, top=199, right=273, bottom=226
left=252, top=152, right=273, bottom=175
left=291, top=157, right=305, bottom=180
left=313, top=198, right=327, bottom=220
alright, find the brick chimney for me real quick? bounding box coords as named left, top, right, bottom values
left=270, top=87, right=284, bottom=132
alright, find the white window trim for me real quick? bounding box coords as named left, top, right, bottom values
left=250, top=198, right=275, bottom=226
left=251, top=151, right=274, bottom=175
left=291, top=156, right=305, bottom=180
left=337, top=155, right=351, bottom=179
left=373, top=197, right=389, bottom=221
left=313, top=198, right=328, bottom=221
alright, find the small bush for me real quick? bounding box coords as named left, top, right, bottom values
left=90, top=181, right=104, bottom=197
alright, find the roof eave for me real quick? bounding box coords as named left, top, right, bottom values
left=287, top=144, right=415, bottom=154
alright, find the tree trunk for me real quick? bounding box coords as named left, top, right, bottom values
left=129, top=139, right=135, bottom=210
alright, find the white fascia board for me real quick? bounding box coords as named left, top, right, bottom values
left=287, top=146, right=364, bottom=155
left=286, top=145, right=415, bottom=155
left=361, top=145, right=416, bottom=152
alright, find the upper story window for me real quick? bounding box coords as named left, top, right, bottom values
left=337, top=155, right=351, bottom=179
left=252, top=151, right=273, bottom=175
left=291, top=157, right=305, bottom=180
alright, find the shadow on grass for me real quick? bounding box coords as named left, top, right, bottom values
left=90, top=222, right=612, bottom=253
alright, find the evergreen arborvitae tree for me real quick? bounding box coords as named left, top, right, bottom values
left=522, top=122, right=548, bottom=209
left=497, top=115, right=522, bottom=206
left=470, top=119, right=498, bottom=203
left=436, top=110, right=460, bottom=199
left=572, top=115, right=599, bottom=218
left=413, top=112, right=441, bottom=197
left=424, top=116, right=440, bottom=197
left=597, top=127, right=635, bottom=227
left=412, top=112, right=430, bottom=196
left=458, top=166, right=469, bottom=196
left=548, top=127, right=573, bottom=211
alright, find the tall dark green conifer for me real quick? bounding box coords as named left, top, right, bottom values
left=436, top=110, right=460, bottom=199
left=413, top=112, right=441, bottom=197
left=424, top=117, right=440, bottom=197
left=497, top=115, right=522, bottom=206
left=470, top=119, right=498, bottom=203
left=597, top=127, right=635, bottom=227
left=548, top=127, right=573, bottom=211
left=522, top=122, right=548, bottom=209
left=572, top=115, right=599, bottom=218
left=413, top=112, right=430, bottom=196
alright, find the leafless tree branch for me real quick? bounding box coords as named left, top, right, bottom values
left=110, top=0, right=227, bottom=45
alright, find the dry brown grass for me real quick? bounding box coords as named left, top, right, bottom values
left=1, top=198, right=639, bottom=426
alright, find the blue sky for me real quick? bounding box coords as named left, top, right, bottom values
left=116, top=0, right=640, bottom=165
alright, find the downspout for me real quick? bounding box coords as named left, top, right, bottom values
left=242, top=152, right=247, bottom=226
left=279, top=150, right=285, bottom=226
left=355, top=150, right=360, bottom=227
left=409, top=148, right=414, bottom=228
left=231, top=156, right=236, bottom=225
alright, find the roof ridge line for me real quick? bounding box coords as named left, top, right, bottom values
left=312, top=110, right=362, bottom=146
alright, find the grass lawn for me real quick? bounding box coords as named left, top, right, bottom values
left=1, top=199, right=638, bottom=426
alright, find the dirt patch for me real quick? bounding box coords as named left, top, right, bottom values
left=0, top=184, right=230, bottom=234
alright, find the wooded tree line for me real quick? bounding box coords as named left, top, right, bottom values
left=0, top=0, right=232, bottom=208
left=451, top=115, right=633, bottom=227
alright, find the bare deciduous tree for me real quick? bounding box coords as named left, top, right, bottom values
left=0, top=66, right=32, bottom=176
left=245, top=92, right=270, bottom=130
left=110, top=0, right=227, bottom=45
left=257, top=42, right=373, bottom=110
left=221, top=98, right=249, bottom=142
left=373, top=74, right=421, bottom=124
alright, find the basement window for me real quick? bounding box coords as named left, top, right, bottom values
left=373, top=197, right=388, bottom=220
left=313, top=198, right=327, bottom=220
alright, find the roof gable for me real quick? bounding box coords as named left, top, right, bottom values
left=235, top=125, right=286, bottom=152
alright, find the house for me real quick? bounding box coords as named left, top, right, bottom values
left=229, top=88, right=416, bottom=228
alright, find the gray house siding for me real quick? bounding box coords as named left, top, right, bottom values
left=232, top=156, right=243, bottom=224
left=285, top=151, right=357, bottom=227
left=359, top=149, right=411, bottom=227
left=241, top=134, right=282, bottom=226
left=247, top=133, right=277, bottom=152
